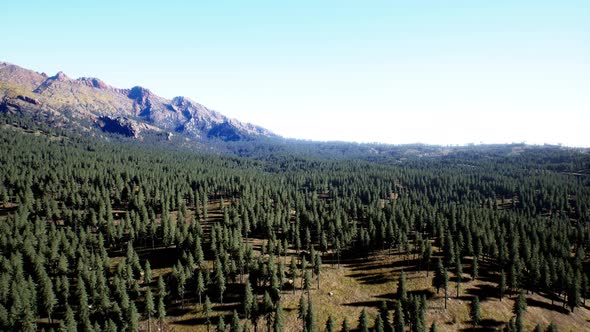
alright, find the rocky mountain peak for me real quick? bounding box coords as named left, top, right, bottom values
left=0, top=61, right=275, bottom=142
left=76, top=77, right=109, bottom=89
left=52, top=71, right=70, bottom=82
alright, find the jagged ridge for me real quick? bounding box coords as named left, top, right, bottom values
left=0, top=61, right=274, bottom=141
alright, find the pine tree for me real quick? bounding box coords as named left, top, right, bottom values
left=157, top=275, right=167, bottom=299
left=244, top=280, right=254, bottom=319
left=306, top=299, right=317, bottom=332
left=545, top=321, right=558, bottom=332
left=274, top=302, right=284, bottom=332
left=567, top=269, right=581, bottom=312
left=433, top=258, right=444, bottom=294
left=144, top=260, right=153, bottom=285
left=298, top=294, right=307, bottom=328
left=197, top=270, right=206, bottom=306
left=358, top=308, right=369, bottom=332
left=205, top=296, right=213, bottom=332
left=424, top=240, right=433, bottom=277
left=500, top=270, right=507, bottom=301
left=455, top=255, right=463, bottom=298
left=263, top=291, right=274, bottom=332
left=40, top=276, right=56, bottom=325
left=128, top=301, right=140, bottom=332
left=429, top=321, right=437, bottom=332
left=214, top=258, right=227, bottom=304
left=341, top=318, right=350, bottom=332
left=397, top=270, right=407, bottom=301
left=145, top=288, right=155, bottom=332
left=374, top=315, right=384, bottom=332
left=379, top=301, right=391, bottom=332
left=512, top=290, right=527, bottom=317
left=217, top=316, right=226, bottom=332
left=314, top=252, right=322, bottom=290
left=443, top=266, right=449, bottom=309
left=325, top=316, right=335, bottom=332
left=59, top=305, right=77, bottom=332
left=157, top=295, right=166, bottom=332
left=513, top=291, right=527, bottom=332
left=470, top=296, right=481, bottom=327
left=231, top=310, right=241, bottom=332
left=471, top=256, right=479, bottom=281
left=304, top=270, right=312, bottom=301
left=290, top=256, right=298, bottom=294
left=393, top=300, right=405, bottom=332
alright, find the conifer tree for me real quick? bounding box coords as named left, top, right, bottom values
left=274, top=302, right=284, bottom=332
left=546, top=321, right=558, bottom=332
left=513, top=291, right=527, bottom=332
left=314, top=252, right=322, bottom=290
left=214, top=258, right=226, bottom=304
left=244, top=280, right=254, bottom=319
left=379, top=301, right=391, bottom=332
left=158, top=295, right=166, bottom=332
left=231, top=310, right=242, bottom=332
left=433, top=258, right=444, bottom=294
left=144, top=260, right=153, bottom=285
left=217, top=316, right=226, bottom=332
left=429, top=321, right=437, bottom=332
left=397, top=270, right=407, bottom=301
left=205, top=296, right=213, bottom=332
left=197, top=270, right=206, bottom=306
left=306, top=299, right=317, bottom=332
left=325, top=316, right=335, bottom=332
left=60, top=305, right=77, bottom=332
left=471, top=256, right=479, bottom=281
left=393, top=300, right=405, bottom=332
left=358, top=308, right=369, bottom=332
left=341, top=318, right=350, bottom=332
left=455, top=255, right=463, bottom=298
left=470, top=296, right=481, bottom=327
left=145, top=288, right=155, bottom=332
left=298, top=294, right=307, bottom=328
left=500, top=270, right=507, bottom=301
left=374, top=315, right=384, bottom=332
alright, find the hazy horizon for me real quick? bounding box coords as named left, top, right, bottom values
left=3, top=1, right=589, bottom=147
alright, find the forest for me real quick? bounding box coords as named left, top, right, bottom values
left=0, top=121, right=589, bottom=332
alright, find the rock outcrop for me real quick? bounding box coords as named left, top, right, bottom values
left=0, top=61, right=275, bottom=141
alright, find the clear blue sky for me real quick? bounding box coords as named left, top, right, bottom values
left=3, top=1, right=589, bottom=146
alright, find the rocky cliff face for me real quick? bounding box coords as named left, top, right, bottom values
left=0, top=61, right=274, bottom=141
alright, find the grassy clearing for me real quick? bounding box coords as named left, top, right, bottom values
left=161, top=246, right=590, bottom=332
left=119, top=201, right=589, bottom=331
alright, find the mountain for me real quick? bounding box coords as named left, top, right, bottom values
left=0, top=61, right=274, bottom=141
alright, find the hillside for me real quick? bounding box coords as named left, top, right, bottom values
left=0, top=126, right=589, bottom=331
left=0, top=61, right=273, bottom=142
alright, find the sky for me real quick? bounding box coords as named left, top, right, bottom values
left=3, top=0, right=589, bottom=146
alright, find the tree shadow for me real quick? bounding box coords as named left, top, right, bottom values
left=466, top=284, right=500, bottom=301
left=527, top=297, right=570, bottom=315
left=459, top=318, right=505, bottom=331
left=349, top=258, right=420, bottom=272
left=343, top=300, right=384, bottom=309
left=347, top=273, right=392, bottom=285
left=136, top=246, right=178, bottom=269
left=408, top=289, right=435, bottom=299
left=175, top=313, right=232, bottom=326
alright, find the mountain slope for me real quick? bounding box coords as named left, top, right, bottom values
left=0, top=61, right=274, bottom=141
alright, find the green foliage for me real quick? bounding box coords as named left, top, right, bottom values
left=325, top=315, right=335, bottom=332
left=358, top=308, right=369, bottom=332
left=470, top=296, right=481, bottom=326
left=393, top=301, right=405, bottom=332
left=0, top=124, right=588, bottom=332
left=397, top=270, right=407, bottom=301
